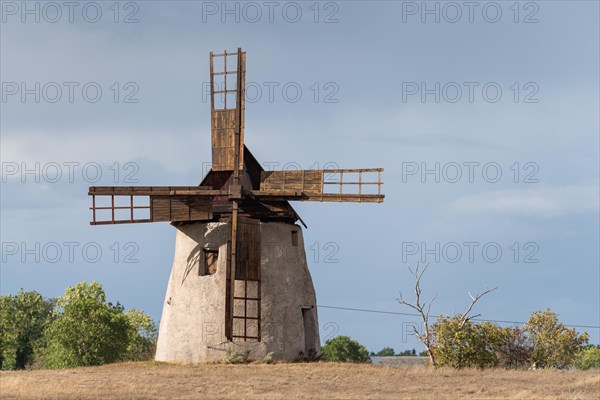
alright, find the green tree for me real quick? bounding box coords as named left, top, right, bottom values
left=574, top=346, right=600, bottom=370
left=43, top=282, right=131, bottom=369
left=321, top=336, right=370, bottom=363
left=397, top=348, right=417, bottom=356
left=524, top=309, right=588, bottom=369
left=494, top=327, right=531, bottom=369
left=0, top=290, right=54, bottom=370
left=376, top=347, right=395, bottom=356
left=124, top=308, right=158, bottom=361
left=433, top=317, right=506, bottom=368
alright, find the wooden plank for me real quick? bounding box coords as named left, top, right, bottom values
left=326, top=168, right=383, bottom=173
left=168, top=189, right=215, bottom=195
left=210, top=51, right=214, bottom=111
left=224, top=50, right=227, bottom=107
left=212, top=52, right=246, bottom=57
left=150, top=196, right=171, bottom=221
left=90, top=219, right=152, bottom=225
left=323, top=182, right=380, bottom=185
left=260, top=170, right=323, bottom=194
left=89, top=186, right=216, bottom=196
left=212, top=109, right=244, bottom=171
left=238, top=50, right=246, bottom=171
left=235, top=217, right=260, bottom=281
left=231, top=48, right=243, bottom=187
left=150, top=195, right=213, bottom=222
left=225, top=202, right=239, bottom=340
left=251, top=191, right=385, bottom=203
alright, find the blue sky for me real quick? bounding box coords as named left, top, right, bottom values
left=1, top=1, right=599, bottom=352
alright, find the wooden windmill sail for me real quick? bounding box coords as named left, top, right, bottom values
left=88, top=48, right=384, bottom=342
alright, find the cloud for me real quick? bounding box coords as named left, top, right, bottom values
left=451, top=185, right=599, bottom=219
left=1, top=129, right=210, bottom=173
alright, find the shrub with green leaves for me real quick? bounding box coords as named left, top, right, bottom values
left=397, top=348, right=417, bottom=356
left=376, top=347, right=395, bottom=356
left=575, top=346, right=600, bottom=370
left=494, top=327, right=531, bottom=369
left=433, top=317, right=505, bottom=368
left=43, top=282, right=132, bottom=369
left=124, top=308, right=158, bottom=361
left=1, top=283, right=158, bottom=370
left=224, top=346, right=245, bottom=364
left=321, top=335, right=370, bottom=363
left=524, top=309, right=588, bottom=369
left=0, top=290, right=54, bottom=370
left=432, top=309, right=588, bottom=370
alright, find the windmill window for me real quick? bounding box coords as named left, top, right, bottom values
left=291, top=230, right=298, bottom=247
left=203, top=249, right=219, bottom=275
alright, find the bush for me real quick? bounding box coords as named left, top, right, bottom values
left=432, top=310, right=588, bottom=370
left=0, top=290, right=54, bottom=370
left=433, top=317, right=505, bottom=368
left=321, top=336, right=370, bottom=363
left=262, top=352, right=274, bottom=364
left=1, top=283, right=158, bottom=370
left=574, top=346, right=600, bottom=370
left=124, top=308, right=158, bottom=361
left=376, top=347, right=395, bottom=356
left=43, top=282, right=131, bottom=369
left=224, top=346, right=245, bottom=364
left=397, top=348, right=417, bottom=356
left=494, top=327, right=531, bottom=369
left=524, top=309, right=588, bottom=369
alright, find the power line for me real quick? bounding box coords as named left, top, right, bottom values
left=317, top=305, right=600, bottom=330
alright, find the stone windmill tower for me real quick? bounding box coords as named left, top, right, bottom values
left=88, top=48, right=384, bottom=362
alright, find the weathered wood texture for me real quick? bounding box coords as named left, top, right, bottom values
left=89, top=186, right=216, bottom=196
left=210, top=50, right=245, bottom=171
left=199, top=147, right=301, bottom=222
left=235, top=217, right=260, bottom=281
left=225, top=203, right=238, bottom=340
left=89, top=190, right=213, bottom=225
left=251, top=192, right=385, bottom=203
left=237, top=51, right=246, bottom=170
left=150, top=195, right=213, bottom=222
left=258, top=169, right=384, bottom=202
left=231, top=216, right=261, bottom=341
left=211, top=109, right=244, bottom=171
left=260, top=170, right=323, bottom=193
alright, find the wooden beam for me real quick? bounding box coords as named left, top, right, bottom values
left=212, top=52, right=246, bottom=57
left=225, top=203, right=239, bottom=341
left=90, top=219, right=152, bottom=226
left=210, top=51, right=214, bottom=111
left=88, top=186, right=221, bottom=196
left=250, top=191, right=385, bottom=203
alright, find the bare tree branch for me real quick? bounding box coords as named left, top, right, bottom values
left=458, top=286, right=498, bottom=328
left=397, top=263, right=437, bottom=367
left=426, top=292, right=438, bottom=319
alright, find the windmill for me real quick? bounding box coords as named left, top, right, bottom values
left=88, top=48, right=384, bottom=361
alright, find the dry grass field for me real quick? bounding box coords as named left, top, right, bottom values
left=1, top=361, right=598, bottom=400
